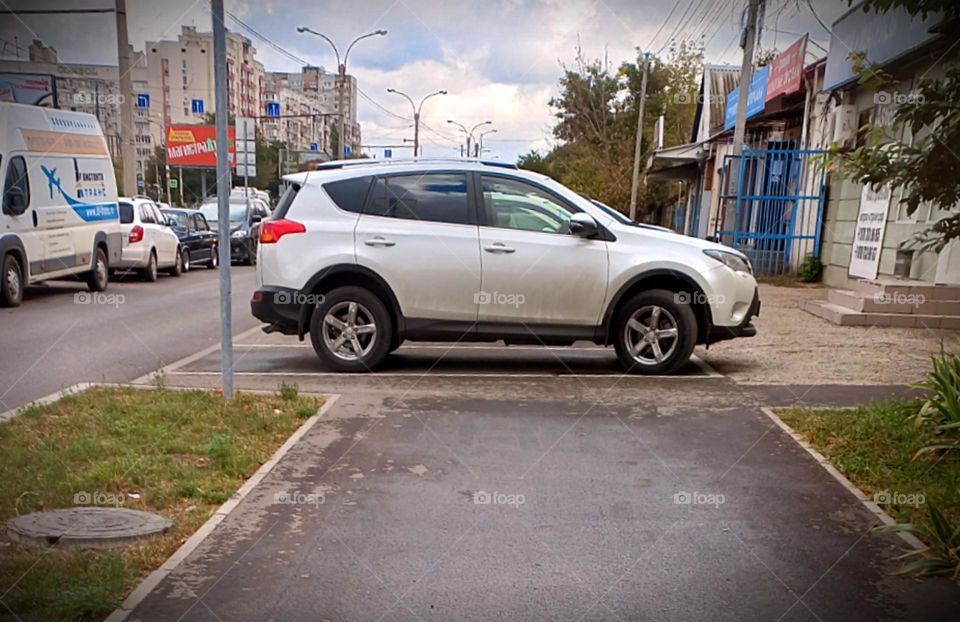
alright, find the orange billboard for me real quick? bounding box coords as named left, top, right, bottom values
left=166, top=124, right=235, bottom=168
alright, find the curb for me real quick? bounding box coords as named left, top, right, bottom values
left=760, top=406, right=926, bottom=551
left=0, top=382, right=97, bottom=423
left=105, top=392, right=340, bottom=622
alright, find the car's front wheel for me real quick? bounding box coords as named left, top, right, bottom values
left=613, top=289, right=697, bottom=375
left=309, top=286, right=391, bottom=372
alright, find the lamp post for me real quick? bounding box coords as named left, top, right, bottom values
left=146, top=115, right=171, bottom=203
left=386, top=88, right=446, bottom=157
left=447, top=119, right=491, bottom=158
left=476, top=128, right=497, bottom=158
left=297, top=26, right=387, bottom=159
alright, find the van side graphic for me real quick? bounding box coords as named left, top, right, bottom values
left=41, top=165, right=118, bottom=222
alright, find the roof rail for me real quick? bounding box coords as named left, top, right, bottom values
left=313, top=157, right=518, bottom=171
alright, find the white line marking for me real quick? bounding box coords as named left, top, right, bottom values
left=760, top=406, right=925, bottom=551
left=105, top=394, right=341, bottom=622
left=167, top=371, right=716, bottom=379
left=130, top=325, right=265, bottom=384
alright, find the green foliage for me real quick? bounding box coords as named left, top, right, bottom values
left=278, top=382, right=299, bottom=401
left=912, top=349, right=960, bottom=456
left=796, top=254, right=823, bottom=282
left=877, top=501, right=960, bottom=581
left=854, top=0, right=960, bottom=20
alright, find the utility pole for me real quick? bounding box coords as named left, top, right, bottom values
left=725, top=0, right=763, bottom=244
left=629, top=52, right=650, bottom=221
left=115, top=0, right=137, bottom=196
left=211, top=0, right=234, bottom=400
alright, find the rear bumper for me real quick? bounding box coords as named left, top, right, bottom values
left=708, top=288, right=760, bottom=343
left=251, top=286, right=300, bottom=335
left=115, top=244, right=149, bottom=269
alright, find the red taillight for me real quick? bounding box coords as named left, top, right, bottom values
left=128, top=225, right=144, bottom=244
left=260, top=219, right=305, bottom=244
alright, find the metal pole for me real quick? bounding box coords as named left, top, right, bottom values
left=413, top=112, right=420, bottom=158
left=115, top=0, right=137, bottom=196
left=629, top=52, right=650, bottom=221
left=211, top=0, right=234, bottom=401
left=201, top=169, right=207, bottom=199
left=725, top=0, right=762, bottom=242
left=178, top=166, right=184, bottom=206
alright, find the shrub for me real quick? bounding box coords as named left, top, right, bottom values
left=912, top=349, right=960, bottom=457
left=796, top=254, right=822, bottom=283
left=877, top=501, right=960, bottom=582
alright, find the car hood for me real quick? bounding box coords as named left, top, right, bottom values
left=610, top=222, right=748, bottom=259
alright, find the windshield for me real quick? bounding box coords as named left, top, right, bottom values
left=200, top=201, right=247, bottom=224
left=591, top=199, right=631, bottom=224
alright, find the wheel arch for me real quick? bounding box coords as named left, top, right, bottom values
left=91, top=231, right=109, bottom=267
left=602, top=269, right=713, bottom=345
left=298, top=264, right=404, bottom=342
left=0, top=234, right=28, bottom=278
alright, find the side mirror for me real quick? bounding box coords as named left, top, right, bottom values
left=569, top=213, right=598, bottom=238
left=166, top=217, right=178, bottom=227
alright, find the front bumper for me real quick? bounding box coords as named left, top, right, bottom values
left=708, top=288, right=760, bottom=343
left=251, top=286, right=300, bottom=335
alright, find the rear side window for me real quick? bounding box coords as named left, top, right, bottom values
left=119, top=202, right=134, bottom=224
left=272, top=184, right=300, bottom=219
left=324, top=176, right=372, bottom=214
left=367, top=173, right=469, bottom=225
left=139, top=204, right=156, bottom=224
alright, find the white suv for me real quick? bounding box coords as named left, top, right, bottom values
left=251, top=160, right=759, bottom=374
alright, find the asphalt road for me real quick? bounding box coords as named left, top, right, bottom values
left=0, top=265, right=259, bottom=413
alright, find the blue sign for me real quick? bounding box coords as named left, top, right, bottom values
left=309, top=143, right=318, bottom=152
left=137, top=178, right=145, bottom=192
left=191, top=99, right=204, bottom=114
left=136, top=93, right=149, bottom=109
left=343, top=145, right=351, bottom=157
left=724, top=65, right=769, bottom=131
left=266, top=101, right=281, bottom=118
left=384, top=149, right=392, bottom=158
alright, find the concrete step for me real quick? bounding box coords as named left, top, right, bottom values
left=827, top=288, right=960, bottom=315
left=802, top=299, right=960, bottom=328
left=855, top=278, right=960, bottom=301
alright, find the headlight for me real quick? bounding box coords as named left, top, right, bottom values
left=703, top=249, right=753, bottom=274
left=231, top=230, right=247, bottom=238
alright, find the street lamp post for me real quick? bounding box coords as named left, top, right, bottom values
left=476, top=128, right=497, bottom=158
left=386, top=88, right=446, bottom=157
left=447, top=119, right=491, bottom=158
left=297, top=26, right=387, bottom=159
left=146, top=115, right=172, bottom=203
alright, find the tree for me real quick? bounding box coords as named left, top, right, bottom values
left=832, top=1, right=960, bottom=250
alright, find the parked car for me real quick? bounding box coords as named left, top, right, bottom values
left=0, top=102, right=122, bottom=307
left=250, top=159, right=760, bottom=375
left=160, top=208, right=218, bottom=271
left=115, top=197, right=182, bottom=280
left=199, top=197, right=268, bottom=265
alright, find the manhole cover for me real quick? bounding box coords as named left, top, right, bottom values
left=7, top=507, right=173, bottom=549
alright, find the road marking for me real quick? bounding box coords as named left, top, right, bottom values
left=105, top=394, right=341, bottom=622
left=131, top=324, right=265, bottom=384
left=167, top=370, right=718, bottom=379
left=760, top=406, right=925, bottom=551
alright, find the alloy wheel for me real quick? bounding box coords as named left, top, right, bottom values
left=321, top=301, right=377, bottom=362
left=623, top=305, right=680, bottom=365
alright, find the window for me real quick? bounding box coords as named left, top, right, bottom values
left=2, top=156, right=29, bottom=216
left=119, top=201, right=134, bottom=224
left=481, top=176, right=576, bottom=234
left=139, top=203, right=157, bottom=224
left=324, top=176, right=372, bottom=213
left=151, top=204, right=165, bottom=224
left=367, top=173, right=469, bottom=225
left=193, top=213, right=209, bottom=231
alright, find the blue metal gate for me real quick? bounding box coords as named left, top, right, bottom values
left=716, top=145, right=826, bottom=275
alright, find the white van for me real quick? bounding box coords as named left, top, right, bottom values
left=0, top=102, right=122, bottom=306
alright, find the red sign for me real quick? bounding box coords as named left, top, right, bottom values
left=765, top=35, right=808, bottom=102
left=165, top=124, right=235, bottom=168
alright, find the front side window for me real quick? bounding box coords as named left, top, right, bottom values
left=481, top=176, right=576, bottom=234
left=367, top=173, right=468, bottom=225
left=2, top=156, right=30, bottom=216
left=193, top=213, right=208, bottom=231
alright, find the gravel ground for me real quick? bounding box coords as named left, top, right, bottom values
left=697, top=283, right=960, bottom=385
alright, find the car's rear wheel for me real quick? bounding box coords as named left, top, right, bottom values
left=142, top=251, right=158, bottom=282
left=613, top=289, right=697, bottom=375
left=309, top=286, right=391, bottom=372
left=1, top=253, right=23, bottom=307
left=85, top=247, right=109, bottom=292
left=208, top=245, right=219, bottom=269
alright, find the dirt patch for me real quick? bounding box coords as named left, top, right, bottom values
left=698, top=283, right=960, bottom=385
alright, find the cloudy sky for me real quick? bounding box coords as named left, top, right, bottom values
left=1, top=0, right=849, bottom=161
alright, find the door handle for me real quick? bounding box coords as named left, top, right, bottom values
left=483, top=243, right=515, bottom=254
left=364, top=236, right=396, bottom=247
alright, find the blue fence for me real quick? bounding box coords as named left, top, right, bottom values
left=716, top=146, right=826, bottom=276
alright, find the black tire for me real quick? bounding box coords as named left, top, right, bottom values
left=1, top=253, right=23, bottom=307
left=243, top=241, right=257, bottom=265
left=181, top=249, right=190, bottom=273
left=84, top=247, right=109, bottom=292
left=309, top=286, right=392, bottom=373
left=612, top=288, right=697, bottom=375
left=207, top=245, right=219, bottom=269
left=142, top=251, right=158, bottom=282
left=167, top=248, right=183, bottom=277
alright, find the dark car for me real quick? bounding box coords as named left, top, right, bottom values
left=198, top=198, right=268, bottom=265
left=160, top=208, right=219, bottom=271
